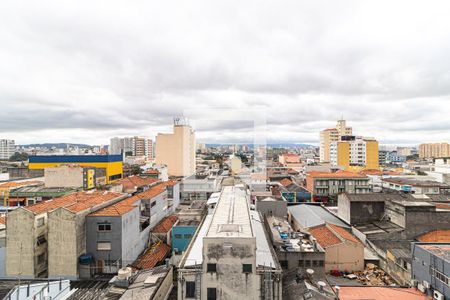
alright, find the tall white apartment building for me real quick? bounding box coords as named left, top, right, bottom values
left=0, top=139, right=15, bottom=160
left=109, top=136, right=154, bottom=160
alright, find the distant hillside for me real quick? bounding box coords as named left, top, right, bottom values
left=19, top=143, right=93, bottom=148
left=205, top=143, right=315, bottom=148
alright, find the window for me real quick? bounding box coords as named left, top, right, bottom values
left=37, top=235, right=47, bottom=246
left=97, top=241, right=111, bottom=251
left=98, top=223, right=112, bottom=231
left=243, top=264, right=252, bottom=273
left=305, top=260, right=311, bottom=267
left=151, top=201, right=156, bottom=208
left=185, top=281, right=195, bottom=298
left=207, top=288, right=217, bottom=300
left=319, top=260, right=324, bottom=267
left=184, top=234, right=193, bottom=239
left=312, top=260, right=318, bottom=267
left=299, top=260, right=304, bottom=267
left=109, top=174, right=122, bottom=181
left=37, top=217, right=45, bottom=227
left=207, top=263, right=217, bottom=273
left=37, top=253, right=45, bottom=264
left=280, top=260, right=288, bottom=269
left=174, top=234, right=182, bottom=239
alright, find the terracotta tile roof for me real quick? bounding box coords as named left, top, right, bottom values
left=309, top=223, right=361, bottom=248
left=287, top=168, right=299, bottom=174
left=435, top=203, right=450, bottom=210
left=143, top=168, right=160, bottom=174
left=251, top=173, right=267, bottom=181
left=0, top=180, right=42, bottom=189
left=161, top=180, right=178, bottom=187
left=336, top=287, right=431, bottom=300
left=114, top=176, right=159, bottom=190
left=280, top=178, right=293, bottom=187
left=417, top=230, right=450, bottom=243
left=89, top=183, right=166, bottom=217
left=328, top=223, right=361, bottom=245
left=26, top=191, right=125, bottom=215
left=152, top=215, right=178, bottom=233
left=360, top=169, right=382, bottom=175
left=307, top=170, right=367, bottom=179
left=131, top=243, right=170, bottom=270
left=308, top=225, right=342, bottom=248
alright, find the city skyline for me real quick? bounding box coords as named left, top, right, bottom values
left=2, top=1, right=450, bottom=145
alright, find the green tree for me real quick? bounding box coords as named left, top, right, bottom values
left=9, top=152, right=29, bottom=161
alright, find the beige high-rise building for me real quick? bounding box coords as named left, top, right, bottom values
left=155, top=119, right=196, bottom=177
left=320, top=120, right=352, bottom=163
left=419, top=142, right=450, bottom=159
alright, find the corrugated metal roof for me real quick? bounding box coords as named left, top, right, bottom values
left=288, top=204, right=349, bottom=229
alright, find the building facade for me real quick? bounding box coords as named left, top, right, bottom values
left=419, top=142, right=450, bottom=159
left=411, top=243, right=449, bottom=300
left=178, top=186, right=282, bottom=300
left=330, top=136, right=379, bottom=170
left=0, top=139, right=15, bottom=160
left=28, top=155, right=123, bottom=184
left=305, top=171, right=371, bottom=202
left=155, top=120, right=196, bottom=177
left=320, top=120, right=352, bottom=163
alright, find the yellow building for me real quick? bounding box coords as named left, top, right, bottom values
left=28, top=155, right=123, bottom=184
left=331, top=137, right=379, bottom=170
left=320, top=120, right=352, bottom=163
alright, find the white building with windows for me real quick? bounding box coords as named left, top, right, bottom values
left=0, top=139, right=15, bottom=160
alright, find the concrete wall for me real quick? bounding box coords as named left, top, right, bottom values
left=85, top=215, right=123, bottom=265
left=202, top=237, right=260, bottom=300
left=338, top=194, right=385, bottom=225
left=172, top=226, right=197, bottom=253
left=6, top=208, right=38, bottom=278
left=325, top=241, right=364, bottom=272
left=48, top=208, right=78, bottom=278
left=153, top=267, right=174, bottom=300
left=44, top=166, right=84, bottom=188
left=256, top=200, right=287, bottom=219
left=276, top=250, right=325, bottom=272
left=122, top=208, right=150, bottom=264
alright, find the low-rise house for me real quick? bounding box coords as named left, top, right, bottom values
left=110, top=176, right=159, bottom=194
left=308, top=223, right=364, bottom=272
left=279, top=178, right=311, bottom=202
left=306, top=171, right=371, bottom=203
left=8, top=186, right=77, bottom=206
left=382, top=177, right=450, bottom=195
left=151, top=215, right=178, bottom=245
left=44, top=164, right=101, bottom=189
left=288, top=204, right=350, bottom=231
left=265, top=215, right=325, bottom=272
left=6, top=190, right=127, bottom=278
left=85, top=183, right=169, bottom=275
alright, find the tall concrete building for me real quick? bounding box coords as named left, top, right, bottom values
left=419, top=142, right=450, bottom=159
left=110, top=136, right=154, bottom=160
left=0, top=139, right=15, bottom=160
left=320, top=120, right=378, bottom=170
left=320, top=120, right=352, bottom=163
left=330, top=136, right=379, bottom=170
left=155, top=119, right=196, bottom=177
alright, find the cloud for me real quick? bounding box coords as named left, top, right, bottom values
left=0, top=0, right=450, bottom=145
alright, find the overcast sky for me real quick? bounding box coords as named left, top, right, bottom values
left=1, top=0, right=450, bottom=146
